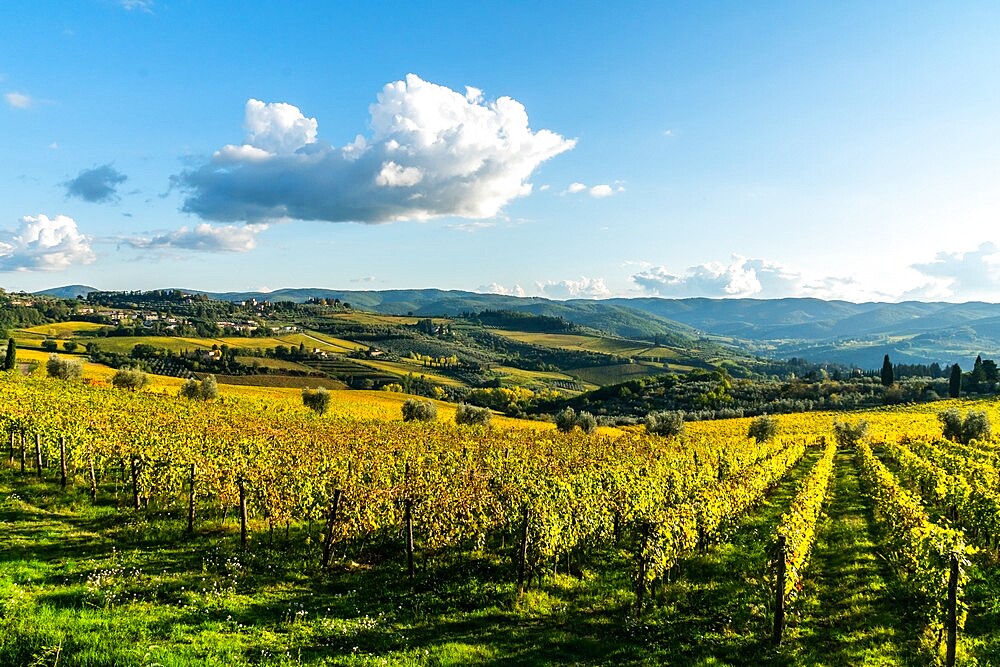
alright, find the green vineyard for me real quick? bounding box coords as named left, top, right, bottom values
left=2, top=373, right=1000, bottom=665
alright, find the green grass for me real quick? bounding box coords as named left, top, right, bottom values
left=639, top=447, right=821, bottom=665
left=566, top=362, right=668, bottom=386
left=0, top=471, right=664, bottom=665
left=784, top=449, right=921, bottom=666
left=0, top=447, right=971, bottom=666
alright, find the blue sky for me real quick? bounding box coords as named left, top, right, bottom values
left=3, top=1, right=1000, bottom=301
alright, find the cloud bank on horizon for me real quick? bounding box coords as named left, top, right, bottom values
left=176, top=74, right=576, bottom=225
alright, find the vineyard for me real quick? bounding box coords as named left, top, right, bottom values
left=2, top=373, right=1000, bottom=665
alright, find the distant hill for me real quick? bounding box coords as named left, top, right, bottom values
left=37, top=284, right=1000, bottom=367
left=187, top=289, right=1000, bottom=367
left=190, top=288, right=702, bottom=346
left=34, top=285, right=100, bottom=299
left=605, top=297, right=1000, bottom=367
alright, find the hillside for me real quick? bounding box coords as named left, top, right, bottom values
left=36, top=286, right=1000, bottom=368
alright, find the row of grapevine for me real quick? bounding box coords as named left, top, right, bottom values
left=634, top=437, right=811, bottom=611
left=772, top=436, right=837, bottom=642
left=0, top=374, right=809, bottom=607
left=856, top=440, right=968, bottom=653
left=888, top=437, right=1000, bottom=547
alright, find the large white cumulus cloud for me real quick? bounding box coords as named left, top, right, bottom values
left=0, top=215, right=96, bottom=271
left=177, top=74, right=576, bottom=224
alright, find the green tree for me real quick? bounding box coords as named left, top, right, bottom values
left=3, top=338, right=15, bottom=371
left=880, top=354, right=894, bottom=387
left=555, top=407, right=577, bottom=433
left=833, top=419, right=868, bottom=448
left=401, top=399, right=437, bottom=422
left=302, top=387, right=331, bottom=415
left=576, top=411, right=598, bottom=434
left=41, top=339, right=58, bottom=352
left=748, top=414, right=778, bottom=442
left=949, top=363, right=962, bottom=398
left=112, top=367, right=149, bottom=391
left=179, top=375, right=218, bottom=400
left=455, top=403, right=491, bottom=426
left=46, top=354, right=82, bottom=381
left=645, top=410, right=685, bottom=437
left=63, top=340, right=78, bottom=353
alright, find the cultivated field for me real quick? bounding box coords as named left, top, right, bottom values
left=2, top=371, right=999, bottom=665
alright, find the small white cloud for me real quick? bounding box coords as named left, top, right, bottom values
left=48, top=142, right=59, bottom=150
left=536, top=276, right=611, bottom=299
left=351, top=275, right=377, bottom=283
left=479, top=282, right=526, bottom=297
left=120, top=0, right=154, bottom=11
left=4, top=92, right=32, bottom=109
left=447, top=221, right=496, bottom=232
left=538, top=184, right=550, bottom=192
left=124, top=223, right=267, bottom=253
left=177, top=74, right=575, bottom=224
left=564, top=182, right=621, bottom=198
left=0, top=214, right=96, bottom=271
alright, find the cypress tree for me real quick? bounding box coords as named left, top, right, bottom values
left=880, top=354, right=894, bottom=387
left=949, top=363, right=962, bottom=399
left=3, top=338, right=15, bottom=371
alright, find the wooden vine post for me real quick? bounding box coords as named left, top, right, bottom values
left=187, top=463, right=196, bottom=534
left=7, top=429, right=13, bottom=465
left=320, top=488, right=343, bottom=569
left=635, top=523, right=650, bottom=616
left=130, top=457, right=141, bottom=510
left=404, top=462, right=414, bottom=582
left=59, top=436, right=67, bottom=489
left=773, top=534, right=787, bottom=646
left=88, top=457, right=98, bottom=502
left=238, top=476, right=249, bottom=550
left=19, top=432, right=25, bottom=475
left=517, top=504, right=529, bottom=597
left=946, top=553, right=959, bottom=667
left=34, top=434, right=43, bottom=478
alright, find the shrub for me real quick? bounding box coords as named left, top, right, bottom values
left=748, top=415, right=778, bottom=442
left=555, top=407, right=578, bottom=433
left=46, top=354, right=82, bottom=381
left=63, top=341, right=78, bottom=353
left=938, top=409, right=964, bottom=441
left=402, top=399, right=437, bottom=422
left=645, top=410, right=685, bottom=437
left=938, top=409, right=991, bottom=444
left=112, top=367, right=148, bottom=391
left=833, top=419, right=868, bottom=448
left=576, top=411, right=598, bottom=434
left=455, top=403, right=491, bottom=426
left=200, top=374, right=219, bottom=400
left=302, top=387, right=331, bottom=415
left=180, top=374, right=219, bottom=401
left=963, top=410, right=992, bottom=443
left=41, top=339, right=58, bottom=352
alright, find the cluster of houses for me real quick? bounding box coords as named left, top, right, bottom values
left=93, top=309, right=188, bottom=330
